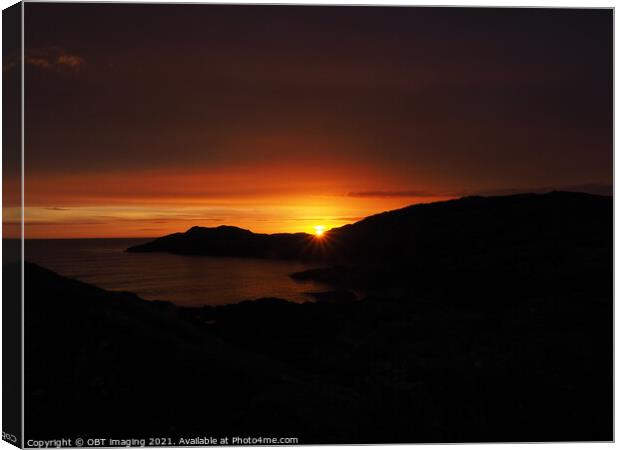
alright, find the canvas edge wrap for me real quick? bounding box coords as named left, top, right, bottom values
left=3, top=1, right=24, bottom=448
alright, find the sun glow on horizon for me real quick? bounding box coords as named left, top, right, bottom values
left=13, top=184, right=455, bottom=238
left=313, top=225, right=326, bottom=237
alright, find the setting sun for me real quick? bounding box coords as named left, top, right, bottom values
left=313, top=225, right=326, bottom=237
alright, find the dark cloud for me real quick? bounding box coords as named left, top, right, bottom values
left=348, top=191, right=440, bottom=198
left=16, top=221, right=109, bottom=226
left=4, top=47, right=86, bottom=73
left=23, top=5, right=612, bottom=212
left=335, top=217, right=364, bottom=222
left=92, top=216, right=225, bottom=224
left=465, top=184, right=613, bottom=197
left=349, top=183, right=613, bottom=200
left=55, top=53, right=84, bottom=69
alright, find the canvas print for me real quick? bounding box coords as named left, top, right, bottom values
left=2, top=2, right=613, bottom=447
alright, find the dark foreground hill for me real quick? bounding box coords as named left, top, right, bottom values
left=23, top=191, right=612, bottom=443
left=23, top=253, right=612, bottom=442
left=21, top=262, right=367, bottom=443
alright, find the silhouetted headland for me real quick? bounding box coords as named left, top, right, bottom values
left=127, top=191, right=611, bottom=264
left=126, top=225, right=320, bottom=259
left=128, top=191, right=612, bottom=308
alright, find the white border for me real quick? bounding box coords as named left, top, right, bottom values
left=0, top=2, right=615, bottom=450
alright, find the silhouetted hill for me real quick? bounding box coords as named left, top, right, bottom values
left=30, top=190, right=610, bottom=442
left=327, top=191, right=611, bottom=263
left=128, top=192, right=612, bottom=309
left=127, top=225, right=323, bottom=259
left=295, top=191, right=612, bottom=308
left=128, top=191, right=611, bottom=264
left=21, top=262, right=369, bottom=442
left=23, top=254, right=612, bottom=442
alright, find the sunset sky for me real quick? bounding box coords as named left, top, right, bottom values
left=6, top=4, right=612, bottom=238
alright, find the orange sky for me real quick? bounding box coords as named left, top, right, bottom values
left=11, top=163, right=454, bottom=238
left=5, top=5, right=611, bottom=239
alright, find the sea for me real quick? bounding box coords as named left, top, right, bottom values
left=24, top=238, right=332, bottom=306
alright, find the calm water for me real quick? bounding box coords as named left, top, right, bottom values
left=25, top=238, right=332, bottom=306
